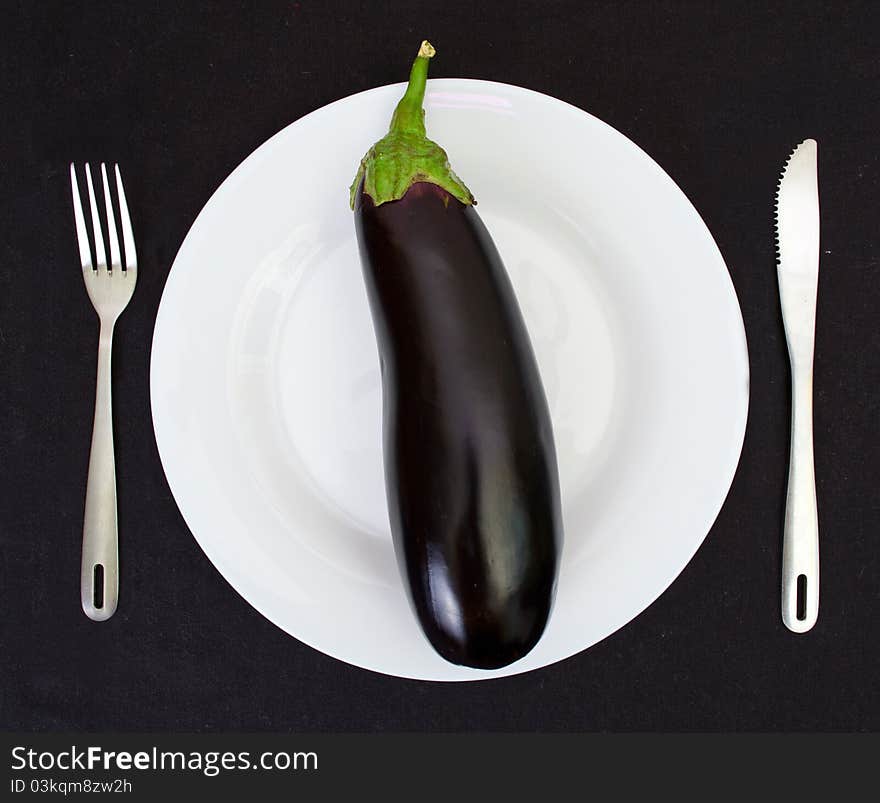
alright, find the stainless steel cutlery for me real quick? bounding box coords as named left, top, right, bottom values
left=775, top=139, right=821, bottom=633
left=70, top=162, right=137, bottom=621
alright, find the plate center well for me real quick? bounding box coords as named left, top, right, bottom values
left=228, top=205, right=621, bottom=552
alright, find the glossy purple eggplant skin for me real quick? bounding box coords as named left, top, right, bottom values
left=355, top=180, right=563, bottom=669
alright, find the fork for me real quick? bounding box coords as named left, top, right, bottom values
left=70, top=162, right=137, bottom=621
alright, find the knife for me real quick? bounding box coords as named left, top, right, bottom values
left=776, top=138, right=820, bottom=633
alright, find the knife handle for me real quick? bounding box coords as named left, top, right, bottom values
left=782, top=369, right=819, bottom=632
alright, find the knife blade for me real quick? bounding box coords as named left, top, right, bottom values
left=776, top=138, right=820, bottom=633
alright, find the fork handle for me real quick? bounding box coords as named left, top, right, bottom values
left=782, top=369, right=819, bottom=632
left=81, top=321, right=119, bottom=620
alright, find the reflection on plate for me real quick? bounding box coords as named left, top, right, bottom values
left=151, top=79, right=749, bottom=680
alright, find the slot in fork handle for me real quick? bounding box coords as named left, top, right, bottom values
left=81, top=321, right=119, bottom=621
left=782, top=370, right=819, bottom=632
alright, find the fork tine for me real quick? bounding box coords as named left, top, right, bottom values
left=70, top=164, right=93, bottom=271
left=100, top=163, right=121, bottom=270
left=114, top=165, right=136, bottom=272
left=84, top=163, right=107, bottom=270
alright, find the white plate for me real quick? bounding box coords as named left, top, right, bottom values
left=151, top=79, right=749, bottom=681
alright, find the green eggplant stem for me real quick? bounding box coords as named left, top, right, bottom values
left=350, top=40, right=474, bottom=209
left=388, top=40, right=433, bottom=138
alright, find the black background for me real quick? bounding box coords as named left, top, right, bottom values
left=1, top=0, right=877, bottom=732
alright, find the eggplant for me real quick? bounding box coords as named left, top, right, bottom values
left=351, top=41, right=563, bottom=669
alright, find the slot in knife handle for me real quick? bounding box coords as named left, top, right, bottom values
left=782, top=372, right=819, bottom=632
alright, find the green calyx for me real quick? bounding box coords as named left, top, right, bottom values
left=350, top=40, right=474, bottom=209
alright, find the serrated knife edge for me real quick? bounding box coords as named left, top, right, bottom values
left=776, top=139, right=820, bottom=364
